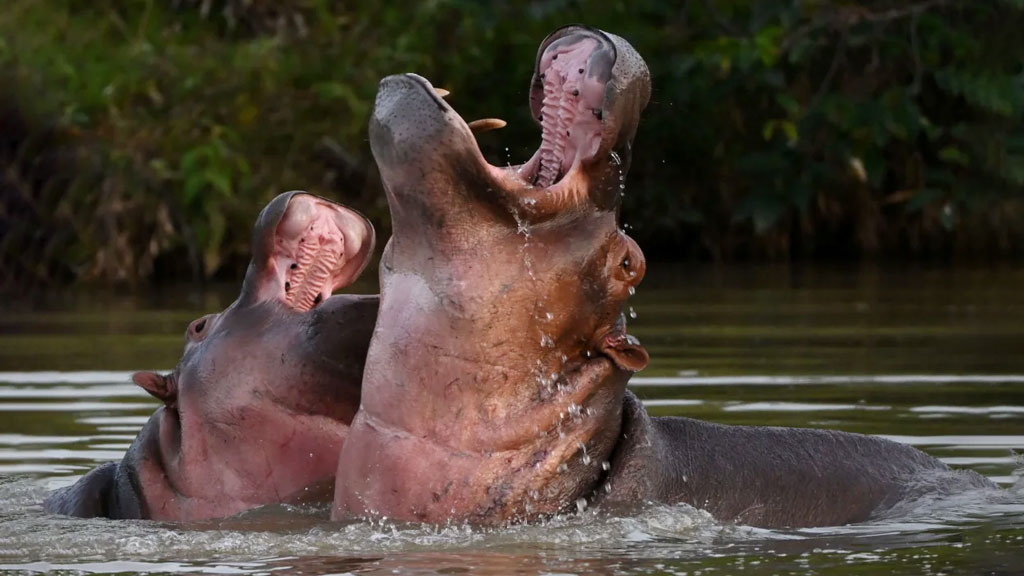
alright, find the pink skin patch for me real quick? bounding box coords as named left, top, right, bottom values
left=533, top=38, right=606, bottom=188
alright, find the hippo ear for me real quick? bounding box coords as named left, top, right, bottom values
left=241, top=191, right=376, bottom=310
left=601, top=334, right=650, bottom=372
left=132, top=371, right=175, bottom=404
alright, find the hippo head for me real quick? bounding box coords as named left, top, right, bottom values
left=369, top=25, right=650, bottom=374
left=335, top=26, right=650, bottom=524
left=127, top=191, right=377, bottom=521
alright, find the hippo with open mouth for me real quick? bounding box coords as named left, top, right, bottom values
left=332, top=25, right=995, bottom=528
left=332, top=25, right=652, bottom=525
left=45, top=191, right=378, bottom=521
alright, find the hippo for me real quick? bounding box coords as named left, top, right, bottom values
left=44, top=191, right=378, bottom=521
left=332, top=25, right=653, bottom=525
left=332, top=25, right=995, bottom=528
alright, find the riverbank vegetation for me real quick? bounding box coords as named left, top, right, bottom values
left=2, top=0, right=1022, bottom=290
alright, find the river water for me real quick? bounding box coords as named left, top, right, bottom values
left=1, top=264, right=1023, bottom=575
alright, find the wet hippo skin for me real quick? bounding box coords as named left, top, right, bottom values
left=44, top=191, right=378, bottom=521
left=332, top=24, right=996, bottom=529
left=597, top=391, right=995, bottom=528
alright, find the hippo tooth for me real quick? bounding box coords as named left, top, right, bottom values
left=467, top=118, right=507, bottom=133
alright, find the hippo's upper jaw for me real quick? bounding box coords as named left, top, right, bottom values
left=369, top=25, right=651, bottom=225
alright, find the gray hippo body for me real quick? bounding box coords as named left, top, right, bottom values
left=45, top=191, right=378, bottom=521
left=599, top=391, right=994, bottom=527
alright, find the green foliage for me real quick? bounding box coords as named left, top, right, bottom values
left=1, top=0, right=1023, bottom=289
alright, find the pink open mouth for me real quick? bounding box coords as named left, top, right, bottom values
left=404, top=27, right=616, bottom=198
left=271, top=194, right=375, bottom=312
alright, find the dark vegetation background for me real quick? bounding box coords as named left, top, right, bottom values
left=2, top=0, right=1023, bottom=292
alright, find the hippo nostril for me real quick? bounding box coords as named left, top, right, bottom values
left=194, top=319, right=206, bottom=334
left=621, top=257, right=630, bottom=269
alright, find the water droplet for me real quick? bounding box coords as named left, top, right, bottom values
left=628, top=307, right=637, bottom=319
left=540, top=334, right=554, bottom=348
left=575, top=498, right=588, bottom=513
left=545, top=312, right=554, bottom=321
left=610, top=151, right=621, bottom=165
left=628, top=286, right=636, bottom=296
left=601, top=461, right=611, bottom=471
left=557, top=463, right=568, bottom=473
left=603, top=483, right=612, bottom=493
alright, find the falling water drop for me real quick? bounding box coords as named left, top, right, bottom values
left=540, top=334, right=555, bottom=348
left=576, top=498, right=588, bottom=514
left=628, top=286, right=636, bottom=296
left=601, top=461, right=611, bottom=471
left=610, top=151, right=621, bottom=165
left=628, top=307, right=637, bottom=319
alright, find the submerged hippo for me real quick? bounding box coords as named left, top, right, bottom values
left=333, top=25, right=653, bottom=525
left=45, top=191, right=378, bottom=521
left=333, top=25, right=994, bottom=528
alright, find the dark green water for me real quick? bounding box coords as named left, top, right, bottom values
left=1, top=264, right=1023, bottom=575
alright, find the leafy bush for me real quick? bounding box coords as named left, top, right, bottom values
left=1, top=0, right=1022, bottom=290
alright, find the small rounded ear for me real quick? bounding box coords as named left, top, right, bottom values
left=132, top=371, right=175, bottom=404
left=601, top=332, right=650, bottom=373
left=607, top=231, right=646, bottom=293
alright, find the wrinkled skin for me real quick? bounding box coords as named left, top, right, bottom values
left=45, top=191, right=378, bottom=521
left=333, top=26, right=652, bottom=525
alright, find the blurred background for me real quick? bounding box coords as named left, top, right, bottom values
left=2, top=0, right=1023, bottom=293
